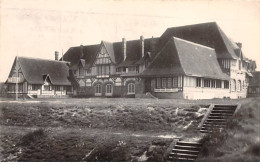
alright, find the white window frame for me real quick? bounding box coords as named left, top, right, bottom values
left=128, top=83, right=135, bottom=94
left=105, top=84, right=113, bottom=96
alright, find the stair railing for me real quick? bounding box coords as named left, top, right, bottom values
left=198, top=104, right=214, bottom=130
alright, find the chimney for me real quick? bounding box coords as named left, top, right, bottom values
left=150, top=36, right=156, bottom=54
left=55, top=51, right=59, bottom=61
left=122, top=38, right=127, bottom=61
left=80, top=45, right=84, bottom=57
left=236, top=42, right=242, bottom=49
left=140, top=35, right=144, bottom=58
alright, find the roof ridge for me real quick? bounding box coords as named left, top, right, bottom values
left=17, top=56, right=70, bottom=63
left=172, top=37, right=215, bottom=50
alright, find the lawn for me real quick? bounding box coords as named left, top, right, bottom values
left=0, top=97, right=259, bottom=161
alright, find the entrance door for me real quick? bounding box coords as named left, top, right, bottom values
left=145, top=79, right=151, bottom=93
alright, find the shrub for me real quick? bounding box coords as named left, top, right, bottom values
left=18, top=128, right=45, bottom=146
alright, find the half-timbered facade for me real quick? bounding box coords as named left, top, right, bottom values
left=5, top=57, right=72, bottom=98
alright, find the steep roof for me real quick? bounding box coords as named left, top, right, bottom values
left=155, top=22, right=238, bottom=59
left=142, top=37, right=229, bottom=80
left=63, top=37, right=159, bottom=68
left=12, top=57, right=71, bottom=85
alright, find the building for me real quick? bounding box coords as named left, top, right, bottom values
left=5, top=56, right=72, bottom=98
left=61, top=22, right=256, bottom=99
left=248, top=71, right=260, bottom=97
left=5, top=22, right=257, bottom=99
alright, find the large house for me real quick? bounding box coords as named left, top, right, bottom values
left=248, top=71, right=260, bottom=97
left=5, top=56, right=72, bottom=98
left=5, top=22, right=257, bottom=99
left=61, top=22, right=256, bottom=99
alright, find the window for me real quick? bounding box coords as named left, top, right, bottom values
left=56, top=86, right=60, bottom=91
left=173, top=77, right=178, bottom=88
left=79, top=65, right=84, bottom=76
left=162, top=78, right=167, bottom=88
left=44, top=85, right=50, bottom=91
left=97, top=65, right=110, bottom=76
left=224, top=81, right=229, bottom=89
left=204, top=79, right=211, bottom=88
left=196, top=78, right=201, bottom=87
left=237, top=80, right=241, bottom=91
left=95, top=84, right=102, bottom=94
left=106, top=84, right=112, bottom=94
left=32, top=85, right=40, bottom=91
left=211, top=80, right=216, bottom=88
left=156, top=78, right=161, bottom=89
left=216, top=80, right=222, bottom=88
left=128, top=83, right=135, bottom=94
left=239, top=60, right=241, bottom=70
left=231, top=79, right=236, bottom=91
left=86, top=68, right=91, bottom=74
left=167, top=78, right=172, bottom=88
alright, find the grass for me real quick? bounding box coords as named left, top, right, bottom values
left=0, top=97, right=259, bottom=161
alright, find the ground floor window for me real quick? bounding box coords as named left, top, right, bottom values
left=231, top=79, right=236, bottom=91
left=216, top=80, right=221, bottom=88
left=44, top=85, right=51, bottom=91
left=224, top=81, right=229, bottom=89
left=128, top=83, right=135, bottom=94
left=8, top=84, right=23, bottom=92
left=156, top=76, right=179, bottom=89
left=196, top=78, right=202, bottom=87
left=106, top=84, right=112, bottom=94
left=32, top=84, right=41, bottom=91
left=211, top=80, right=216, bottom=88
left=204, top=79, right=210, bottom=88
left=95, top=84, right=102, bottom=94
left=237, top=80, right=241, bottom=91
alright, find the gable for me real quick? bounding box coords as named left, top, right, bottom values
left=94, top=43, right=112, bottom=65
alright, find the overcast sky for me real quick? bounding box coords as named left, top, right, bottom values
left=0, top=0, right=260, bottom=81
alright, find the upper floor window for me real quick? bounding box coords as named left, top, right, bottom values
left=79, top=65, right=84, bottom=76
left=97, top=65, right=110, bottom=76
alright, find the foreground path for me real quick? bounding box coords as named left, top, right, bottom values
left=0, top=125, right=182, bottom=139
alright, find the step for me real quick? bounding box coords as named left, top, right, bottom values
left=211, top=110, right=235, bottom=113
left=207, top=116, right=231, bottom=120
left=214, top=105, right=237, bottom=108
left=171, top=149, right=199, bottom=155
left=209, top=113, right=233, bottom=117
left=206, top=118, right=227, bottom=122
left=200, top=127, right=223, bottom=132
left=170, top=153, right=198, bottom=159
left=168, top=156, right=195, bottom=161
left=174, top=145, right=201, bottom=151
left=213, top=107, right=236, bottom=110
left=204, top=121, right=227, bottom=126
left=177, top=141, right=202, bottom=147
left=202, top=124, right=225, bottom=129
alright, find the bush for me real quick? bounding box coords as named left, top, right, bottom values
left=18, top=128, right=45, bottom=146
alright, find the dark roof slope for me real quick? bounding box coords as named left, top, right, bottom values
left=15, top=57, right=71, bottom=85
left=155, top=22, right=238, bottom=59
left=249, top=72, right=260, bottom=86
left=63, top=37, right=159, bottom=68
left=142, top=37, right=229, bottom=80
left=174, top=37, right=229, bottom=80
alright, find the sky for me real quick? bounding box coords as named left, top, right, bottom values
left=0, top=0, right=260, bottom=81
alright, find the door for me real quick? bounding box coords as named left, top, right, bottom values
left=145, top=79, right=151, bottom=93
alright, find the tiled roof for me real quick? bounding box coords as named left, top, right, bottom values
left=142, top=37, right=229, bottom=80
left=155, top=22, right=239, bottom=59
left=13, top=56, right=71, bottom=85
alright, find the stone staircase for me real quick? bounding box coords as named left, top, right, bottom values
left=167, top=104, right=240, bottom=162
left=199, top=104, right=239, bottom=133
left=168, top=140, right=202, bottom=161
